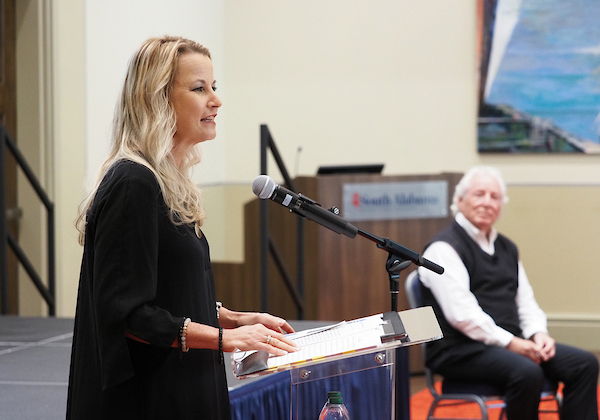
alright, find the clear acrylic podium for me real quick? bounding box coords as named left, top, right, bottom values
left=233, top=307, right=442, bottom=420
left=290, top=343, right=399, bottom=419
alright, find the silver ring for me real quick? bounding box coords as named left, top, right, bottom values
left=266, top=335, right=271, bottom=345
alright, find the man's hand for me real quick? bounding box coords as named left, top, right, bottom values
left=506, top=336, right=540, bottom=363
left=530, top=332, right=556, bottom=362
left=506, top=333, right=555, bottom=363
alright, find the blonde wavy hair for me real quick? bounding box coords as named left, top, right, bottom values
left=76, top=36, right=211, bottom=245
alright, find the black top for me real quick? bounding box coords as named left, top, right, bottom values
left=66, top=160, right=231, bottom=420
left=421, top=221, right=521, bottom=372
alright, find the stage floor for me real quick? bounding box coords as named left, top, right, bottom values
left=0, top=316, right=73, bottom=420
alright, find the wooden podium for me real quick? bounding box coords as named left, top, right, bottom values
left=214, top=172, right=461, bottom=372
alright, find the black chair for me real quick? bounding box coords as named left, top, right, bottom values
left=405, top=270, right=562, bottom=420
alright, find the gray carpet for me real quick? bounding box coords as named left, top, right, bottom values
left=0, top=316, right=73, bottom=420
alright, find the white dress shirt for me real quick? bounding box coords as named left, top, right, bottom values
left=418, top=212, right=548, bottom=347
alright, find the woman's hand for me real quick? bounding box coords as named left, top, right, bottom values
left=219, top=307, right=295, bottom=334
left=216, top=306, right=298, bottom=355
left=237, top=312, right=295, bottom=334
left=221, top=324, right=299, bottom=356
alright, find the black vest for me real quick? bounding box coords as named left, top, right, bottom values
left=421, top=221, right=521, bottom=371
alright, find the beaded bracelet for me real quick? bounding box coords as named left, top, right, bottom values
left=218, top=327, right=224, bottom=365
left=179, top=317, right=191, bottom=353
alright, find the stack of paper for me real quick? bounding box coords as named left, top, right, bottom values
left=232, top=313, right=394, bottom=377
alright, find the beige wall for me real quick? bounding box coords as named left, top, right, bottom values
left=13, top=1, right=600, bottom=351
left=53, top=0, right=87, bottom=318
left=200, top=184, right=254, bottom=263
left=16, top=0, right=45, bottom=315
left=496, top=185, right=600, bottom=350
left=15, top=0, right=84, bottom=317
left=497, top=185, right=600, bottom=317
left=222, top=1, right=480, bottom=182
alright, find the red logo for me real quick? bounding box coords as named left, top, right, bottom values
left=352, top=192, right=361, bottom=207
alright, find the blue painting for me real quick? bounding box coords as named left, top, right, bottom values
left=477, top=0, right=600, bottom=153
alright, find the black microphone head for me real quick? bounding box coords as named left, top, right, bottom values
left=252, top=175, right=276, bottom=199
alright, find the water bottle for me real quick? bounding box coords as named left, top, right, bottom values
left=318, top=391, right=350, bottom=420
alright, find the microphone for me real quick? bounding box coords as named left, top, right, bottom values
left=252, top=175, right=358, bottom=238
left=252, top=175, right=301, bottom=209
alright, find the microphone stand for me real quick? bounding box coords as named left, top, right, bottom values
left=355, top=228, right=435, bottom=312
left=335, top=210, right=444, bottom=420
left=355, top=227, right=418, bottom=420
left=362, top=230, right=421, bottom=420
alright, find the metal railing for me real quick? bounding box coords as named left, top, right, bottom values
left=259, top=124, right=305, bottom=319
left=1, top=126, right=55, bottom=316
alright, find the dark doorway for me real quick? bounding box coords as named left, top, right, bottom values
left=1, top=0, right=19, bottom=314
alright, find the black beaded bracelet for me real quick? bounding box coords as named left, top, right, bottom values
left=218, top=327, right=224, bottom=365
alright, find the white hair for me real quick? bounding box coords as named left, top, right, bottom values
left=450, top=166, right=509, bottom=216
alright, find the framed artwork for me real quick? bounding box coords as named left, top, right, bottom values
left=477, top=0, right=600, bottom=153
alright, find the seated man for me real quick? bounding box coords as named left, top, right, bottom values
left=418, top=165, right=598, bottom=420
